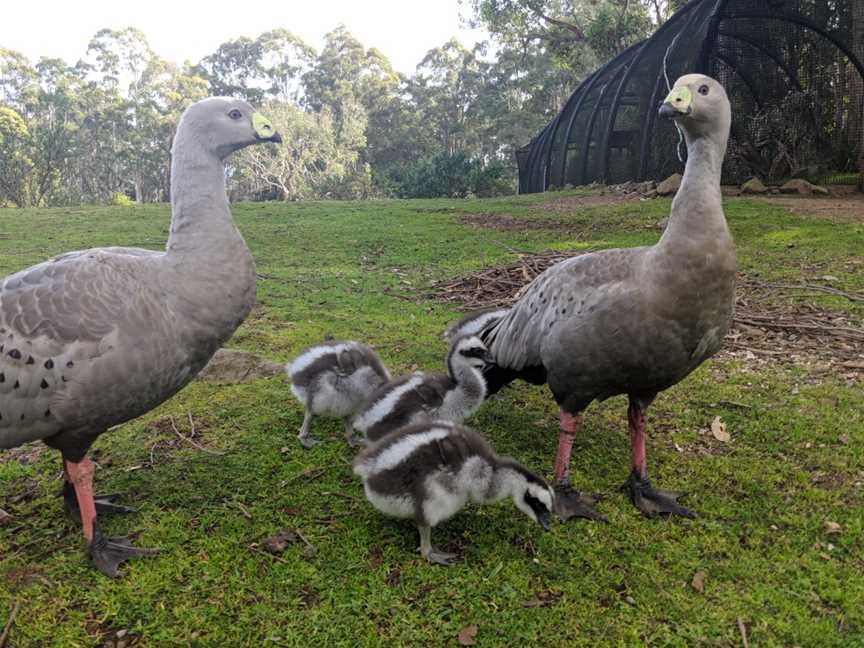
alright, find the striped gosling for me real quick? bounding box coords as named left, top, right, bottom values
left=354, top=420, right=554, bottom=565
left=287, top=340, right=390, bottom=448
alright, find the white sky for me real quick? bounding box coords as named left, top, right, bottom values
left=0, top=0, right=489, bottom=76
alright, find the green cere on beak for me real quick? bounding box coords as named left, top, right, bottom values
left=252, top=112, right=277, bottom=140
left=662, top=86, right=693, bottom=115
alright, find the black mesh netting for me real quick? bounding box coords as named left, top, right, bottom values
left=517, top=0, right=864, bottom=193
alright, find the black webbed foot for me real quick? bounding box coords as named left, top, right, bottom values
left=88, top=526, right=160, bottom=578
left=622, top=470, right=696, bottom=518
left=63, top=482, right=136, bottom=520
left=554, top=484, right=607, bottom=522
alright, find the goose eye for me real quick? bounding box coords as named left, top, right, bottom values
left=698, top=85, right=710, bottom=96
left=228, top=109, right=243, bottom=120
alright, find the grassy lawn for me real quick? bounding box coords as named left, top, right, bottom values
left=1, top=191, right=863, bottom=647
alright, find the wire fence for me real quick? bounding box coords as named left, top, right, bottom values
left=518, top=0, right=864, bottom=193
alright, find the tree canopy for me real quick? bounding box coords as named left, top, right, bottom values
left=0, top=2, right=667, bottom=206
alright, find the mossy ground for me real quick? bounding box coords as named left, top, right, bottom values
left=1, top=192, right=862, bottom=647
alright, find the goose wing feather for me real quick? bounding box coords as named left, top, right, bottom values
left=0, top=247, right=185, bottom=450
left=486, top=247, right=644, bottom=371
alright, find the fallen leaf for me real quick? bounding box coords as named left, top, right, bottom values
left=839, top=434, right=851, bottom=445
left=824, top=521, right=842, bottom=535
left=458, top=625, right=478, bottom=646
left=711, top=416, right=730, bottom=443
left=691, top=571, right=706, bottom=593
left=0, top=508, right=12, bottom=526
left=818, top=275, right=840, bottom=282
left=262, top=529, right=299, bottom=554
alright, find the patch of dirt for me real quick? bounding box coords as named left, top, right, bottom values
left=197, top=348, right=283, bottom=384
left=0, top=443, right=47, bottom=465
left=528, top=193, right=636, bottom=212
left=751, top=192, right=864, bottom=224
left=427, top=250, right=863, bottom=378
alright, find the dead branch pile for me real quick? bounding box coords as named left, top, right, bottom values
left=427, top=250, right=864, bottom=373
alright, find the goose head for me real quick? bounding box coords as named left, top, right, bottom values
left=659, top=74, right=731, bottom=144
left=177, top=97, right=283, bottom=161
left=447, top=335, right=493, bottom=375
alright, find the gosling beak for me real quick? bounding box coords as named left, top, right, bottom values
left=537, top=510, right=551, bottom=531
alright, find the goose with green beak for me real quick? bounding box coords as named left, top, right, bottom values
left=0, top=98, right=281, bottom=576
left=477, top=74, right=736, bottom=521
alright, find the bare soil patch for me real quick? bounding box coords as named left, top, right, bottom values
left=428, top=250, right=863, bottom=378
left=753, top=193, right=864, bottom=224
left=528, top=193, right=635, bottom=212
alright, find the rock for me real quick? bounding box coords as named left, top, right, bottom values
left=741, top=177, right=768, bottom=194
left=643, top=189, right=658, bottom=199
left=812, top=185, right=829, bottom=195
left=654, top=217, right=669, bottom=230
left=636, top=180, right=656, bottom=195
left=770, top=188, right=780, bottom=194
left=0, top=509, right=11, bottom=526
left=780, top=178, right=817, bottom=195
left=656, top=173, right=682, bottom=196
left=198, top=348, right=283, bottom=384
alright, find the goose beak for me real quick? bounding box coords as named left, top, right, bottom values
left=659, top=86, right=693, bottom=119
left=252, top=112, right=282, bottom=143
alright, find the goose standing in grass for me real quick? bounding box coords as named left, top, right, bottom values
left=479, top=74, right=735, bottom=521
left=351, top=335, right=491, bottom=444
left=354, top=420, right=553, bottom=565
left=0, top=98, right=282, bottom=576
left=287, top=340, right=390, bottom=448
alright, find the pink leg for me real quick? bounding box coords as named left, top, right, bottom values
left=554, top=410, right=582, bottom=485
left=627, top=402, right=647, bottom=478
left=63, top=457, right=97, bottom=543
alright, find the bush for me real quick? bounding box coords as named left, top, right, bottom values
left=110, top=192, right=135, bottom=207
left=398, top=152, right=515, bottom=198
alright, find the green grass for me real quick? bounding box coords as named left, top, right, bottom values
left=1, top=192, right=863, bottom=647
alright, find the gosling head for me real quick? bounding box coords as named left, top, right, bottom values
left=659, top=74, right=731, bottom=144
left=510, top=467, right=554, bottom=531
left=447, top=335, right=493, bottom=374
left=175, top=97, right=283, bottom=161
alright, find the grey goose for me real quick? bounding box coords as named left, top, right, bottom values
left=480, top=74, right=736, bottom=521
left=0, top=98, right=282, bottom=576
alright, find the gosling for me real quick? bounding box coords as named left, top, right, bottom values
left=443, top=307, right=509, bottom=342
left=351, top=335, right=490, bottom=444
left=353, top=420, right=554, bottom=565
left=287, top=340, right=390, bottom=448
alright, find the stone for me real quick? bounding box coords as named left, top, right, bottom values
left=656, top=173, right=682, bottom=196
left=780, top=178, right=815, bottom=195
left=198, top=348, right=283, bottom=384
left=643, top=189, right=658, bottom=199
left=741, top=177, right=768, bottom=194
left=812, top=185, right=829, bottom=195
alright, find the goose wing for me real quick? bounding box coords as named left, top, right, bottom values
left=485, top=247, right=644, bottom=371
left=0, top=247, right=164, bottom=448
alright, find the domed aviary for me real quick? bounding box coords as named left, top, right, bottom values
left=518, top=0, right=864, bottom=193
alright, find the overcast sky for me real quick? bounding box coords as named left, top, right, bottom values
left=1, top=0, right=488, bottom=76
